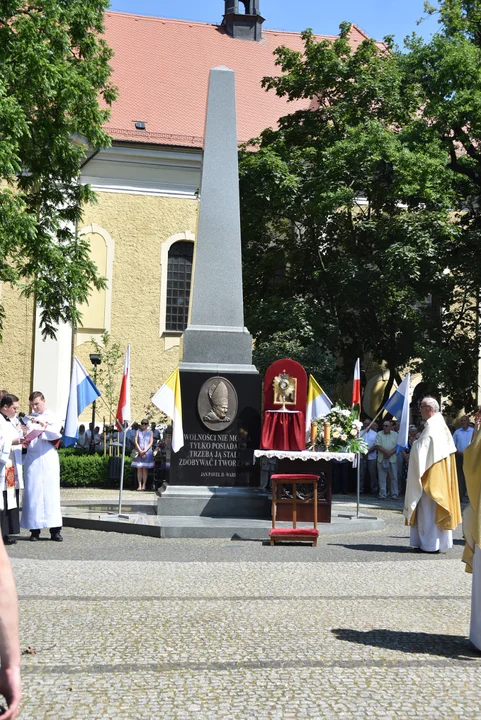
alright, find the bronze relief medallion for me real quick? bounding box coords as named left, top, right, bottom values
left=198, top=377, right=238, bottom=431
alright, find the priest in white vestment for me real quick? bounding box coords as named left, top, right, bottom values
left=461, top=417, right=481, bottom=650
left=404, top=397, right=461, bottom=552
left=20, top=391, right=63, bottom=542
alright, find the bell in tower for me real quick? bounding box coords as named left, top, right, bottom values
left=223, top=0, right=265, bottom=41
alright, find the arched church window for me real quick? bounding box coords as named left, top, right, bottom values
left=165, top=241, right=194, bottom=332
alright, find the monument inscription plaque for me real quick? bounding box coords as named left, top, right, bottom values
left=170, top=371, right=261, bottom=486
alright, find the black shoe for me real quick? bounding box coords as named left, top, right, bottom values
left=50, top=533, right=63, bottom=542
left=3, top=536, right=17, bottom=546
left=29, top=533, right=40, bottom=542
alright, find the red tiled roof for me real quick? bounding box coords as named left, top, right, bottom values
left=104, top=12, right=376, bottom=148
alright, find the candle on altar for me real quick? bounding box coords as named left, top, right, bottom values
left=310, top=421, right=318, bottom=446
left=323, top=420, right=331, bottom=447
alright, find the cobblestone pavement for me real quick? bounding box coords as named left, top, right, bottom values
left=4, top=493, right=480, bottom=719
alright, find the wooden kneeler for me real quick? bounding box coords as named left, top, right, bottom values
left=269, top=473, right=319, bottom=546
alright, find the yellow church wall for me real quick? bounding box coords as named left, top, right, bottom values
left=78, top=231, right=108, bottom=331
left=0, top=282, right=35, bottom=410
left=76, top=191, right=198, bottom=423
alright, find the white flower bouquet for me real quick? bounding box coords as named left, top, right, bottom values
left=314, top=403, right=368, bottom=454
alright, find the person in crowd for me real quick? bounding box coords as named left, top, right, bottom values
left=360, top=418, right=378, bottom=495
left=453, top=415, right=474, bottom=501
left=0, top=536, right=21, bottom=719
left=151, top=422, right=161, bottom=445
left=126, top=422, right=138, bottom=453
left=0, top=396, right=24, bottom=546
left=76, top=424, right=88, bottom=450
left=20, top=391, right=63, bottom=542
left=399, top=425, right=419, bottom=495
left=85, top=422, right=93, bottom=450
left=132, top=419, right=154, bottom=491
left=93, top=426, right=102, bottom=452
left=374, top=420, right=399, bottom=499
left=404, top=397, right=461, bottom=552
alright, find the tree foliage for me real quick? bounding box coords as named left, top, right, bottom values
left=240, top=4, right=481, bottom=411
left=0, top=1, right=117, bottom=339
left=89, top=332, right=123, bottom=425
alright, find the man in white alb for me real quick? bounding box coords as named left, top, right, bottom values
left=404, top=397, right=461, bottom=552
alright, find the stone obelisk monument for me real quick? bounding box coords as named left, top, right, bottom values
left=171, top=66, right=262, bottom=487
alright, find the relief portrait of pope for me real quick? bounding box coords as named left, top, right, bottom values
left=203, top=380, right=231, bottom=423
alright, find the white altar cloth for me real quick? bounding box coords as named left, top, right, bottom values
left=254, top=449, right=356, bottom=464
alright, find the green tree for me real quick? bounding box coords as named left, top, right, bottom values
left=398, top=0, right=481, bottom=408
left=89, top=332, right=123, bottom=426
left=252, top=330, right=342, bottom=393
left=0, top=1, right=117, bottom=339
left=239, top=13, right=480, bottom=411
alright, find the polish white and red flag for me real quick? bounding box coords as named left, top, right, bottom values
left=351, top=357, right=361, bottom=419
left=115, top=344, right=131, bottom=429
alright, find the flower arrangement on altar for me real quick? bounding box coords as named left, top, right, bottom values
left=313, top=403, right=368, bottom=454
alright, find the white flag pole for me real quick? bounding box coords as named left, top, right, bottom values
left=118, top=422, right=128, bottom=516
left=356, top=452, right=360, bottom=519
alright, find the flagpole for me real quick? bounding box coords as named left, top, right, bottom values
left=118, top=422, right=127, bottom=515
left=356, top=452, right=360, bottom=519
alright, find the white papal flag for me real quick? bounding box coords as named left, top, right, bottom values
left=151, top=367, right=184, bottom=452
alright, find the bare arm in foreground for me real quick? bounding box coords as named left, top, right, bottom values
left=0, top=537, right=21, bottom=718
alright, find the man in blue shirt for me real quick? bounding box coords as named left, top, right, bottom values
left=453, top=415, right=474, bottom=501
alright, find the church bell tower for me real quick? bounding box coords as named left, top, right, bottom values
left=223, top=0, right=265, bottom=41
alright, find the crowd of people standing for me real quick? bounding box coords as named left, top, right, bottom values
left=358, top=408, right=474, bottom=505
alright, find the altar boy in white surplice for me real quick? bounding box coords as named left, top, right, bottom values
left=20, top=391, right=63, bottom=542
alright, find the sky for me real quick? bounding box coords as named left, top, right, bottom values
left=108, top=0, right=440, bottom=45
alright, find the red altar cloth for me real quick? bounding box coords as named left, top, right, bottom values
left=260, top=410, right=306, bottom=451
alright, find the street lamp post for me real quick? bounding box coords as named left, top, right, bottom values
left=89, top=353, right=102, bottom=454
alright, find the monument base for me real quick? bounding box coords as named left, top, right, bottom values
left=170, top=370, right=262, bottom=487
left=157, top=486, right=270, bottom=518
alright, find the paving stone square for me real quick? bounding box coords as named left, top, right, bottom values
left=4, top=494, right=481, bottom=719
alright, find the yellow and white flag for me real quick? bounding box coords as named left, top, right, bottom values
left=306, top=375, right=332, bottom=434
left=152, top=367, right=184, bottom=452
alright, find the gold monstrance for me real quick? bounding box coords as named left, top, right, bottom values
left=273, top=372, right=296, bottom=410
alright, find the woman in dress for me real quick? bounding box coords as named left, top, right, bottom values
left=0, top=394, right=24, bottom=545
left=132, top=419, right=154, bottom=491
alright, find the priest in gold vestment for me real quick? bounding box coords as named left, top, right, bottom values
left=404, top=397, right=461, bottom=552
left=461, top=412, right=481, bottom=650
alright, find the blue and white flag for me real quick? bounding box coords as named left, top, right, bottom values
left=62, top=358, right=101, bottom=447
left=382, top=373, right=410, bottom=454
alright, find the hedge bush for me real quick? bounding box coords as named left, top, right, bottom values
left=59, top=452, right=133, bottom=487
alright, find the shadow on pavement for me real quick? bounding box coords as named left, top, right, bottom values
left=332, top=628, right=479, bottom=660
left=327, top=543, right=414, bottom=554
